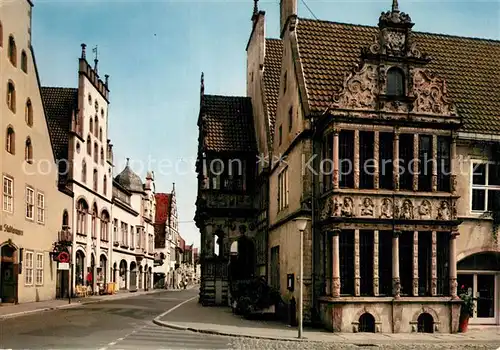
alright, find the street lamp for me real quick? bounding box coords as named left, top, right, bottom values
left=293, top=216, right=310, bottom=339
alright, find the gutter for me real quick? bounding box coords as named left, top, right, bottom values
left=457, top=132, right=500, bottom=142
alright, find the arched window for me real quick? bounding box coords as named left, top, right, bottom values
left=387, top=67, right=405, bottom=97
left=0, top=22, right=3, bottom=47
left=89, top=117, right=93, bottom=135
left=25, top=99, right=33, bottom=126
left=62, top=210, right=69, bottom=227
left=7, top=81, right=16, bottom=112
left=91, top=203, right=98, bottom=238
left=94, top=142, right=98, bottom=163
left=8, top=35, right=16, bottom=67
left=86, top=135, right=91, bottom=155
left=101, top=210, right=110, bottom=241
left=25, top=137, right=33, bottom=163
left=99, top=127, right=103, bottom=142
left=81, top=160, right=87, bottom=183
left=100, top=147, right=104, bottom=165
left=103, top=175, right=107, bottom=195
left=93, top=168, right=98, bottom=191
left=76, top=199, right=89, bottom=235
left=21, top=50, right=27, bottom=73
left=94, top=115, right=98, bottom=135
left=5, top=127, right=15, bottom=154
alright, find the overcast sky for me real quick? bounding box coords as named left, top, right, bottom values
left=32, top=0, right=500, bottom=248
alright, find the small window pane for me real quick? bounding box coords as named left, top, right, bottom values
left=487, top=189, right=500, bottom=211
left=472, top=189, right=486, bottom=211
left=488, top=163, right=500, bottom=186
left=472, top=164, right=486, bottom=185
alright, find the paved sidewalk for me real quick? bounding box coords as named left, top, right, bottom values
left=154, top=298, right=500, bottom=345
left=0, top=288, right=167, bottom=320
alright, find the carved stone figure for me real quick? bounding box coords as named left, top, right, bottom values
left=380, top=198, right=393, bottom=219
left=383, top=31, right=406, bottom=55
left=400, top=199, right=414, bottom=220
left=341, top=197, right=354, bottom=217
left=393, top=278, right=401, bottom=298
left=331, top=63, right=378, bottom=110
left=437, top=201, right=451, bottom=220
left=361, top=197, right=374, bottom=216
left=412, top=69, right=457, bottom=116
left=333, top=197, right=342, bottom=217
left=418, top=200, right=432, bottom=219
left=320, top=197, right=333, bottom=220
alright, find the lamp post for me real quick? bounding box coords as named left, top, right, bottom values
left=293, top=216, right=310, bottom=339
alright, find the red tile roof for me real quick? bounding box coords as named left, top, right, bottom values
left=155, top=193, right=171, bottom=224
left=264, top=38, right=283, bottom=144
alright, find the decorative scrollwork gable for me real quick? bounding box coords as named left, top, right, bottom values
left=331, top=62, right=378, bottom=110
left=412, top=69, right=457, bottom=116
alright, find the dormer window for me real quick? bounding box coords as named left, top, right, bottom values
left=387, top=67, right=405, bottom=97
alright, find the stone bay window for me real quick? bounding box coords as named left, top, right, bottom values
left=314, top=0, right=463, bottom=334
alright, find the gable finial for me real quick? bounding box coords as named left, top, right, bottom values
left=126, top=157, right=130, bottom=166
left=392, top=0, right=399, bottom=12
left=81, top=43, right=87, bottom=59
left=253, top=0, right=259, bottom=16
left=200, top=72, right=204, bottom=95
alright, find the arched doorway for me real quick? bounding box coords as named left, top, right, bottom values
left=89, top=254, right=95, bottom=294
left=75, top=250, right=85, bottom=287
left=148, top=267, right=153, bottom=290
left=129, top=262, right=137, bottom=291
left=0, top=244, right=18, bottom=303
left=236, top=235, right=255, bottom=280
left=358, top=312, right=376, bottom=332
left=417, top=313, right=434, bottom=333
left=138, top=265, right=143, bottom=290
left=144, top=264, right=149, bottom=291
left=119, top=260, right=127, bottom=290
left=458, top=252, right=500, bottom=324
left=99, top=254, right=107, bottom=292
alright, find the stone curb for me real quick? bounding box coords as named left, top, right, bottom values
left=152, top=318, right=317, bottom=343
left=0, top=289, right=165, bottom=320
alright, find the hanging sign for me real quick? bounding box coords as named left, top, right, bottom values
left=58, top=262, right=69, bottom=270
left=57, top=252, right=70, bottom=263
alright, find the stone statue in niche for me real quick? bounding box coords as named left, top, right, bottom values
left=341, top=197, right=354, bottom=217
left=437, top=201, right=451, bottom=220
left=333, top=197, right=342, bottom=217
left=400, top=199, right=414, bottom=220
left=418, top=200, right=432, bottom=220
left=380, top=198, right=393, bottom=219
left=360, top=197, right=374, bottom=216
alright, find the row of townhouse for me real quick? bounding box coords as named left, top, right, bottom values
left=0, top=0, right=176, bottom=304
left=194, top=0, right=500, bottom=333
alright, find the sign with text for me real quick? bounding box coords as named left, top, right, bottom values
left=58, top=263, right=69, bottom=270
left=0, top=224, right=23, bottom=235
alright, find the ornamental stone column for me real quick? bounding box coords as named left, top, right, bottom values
left=392, top=230, right=401, bottom=298
left=373, top=230, right=379, bottom=296
left=450, top=230, right=459, bottom=299
left=393, top=131, right=400, bottom=191
left=333, top=129, right=340, bottom=189
left=412, top=231, right=419, bottom=296
left=331, top=229, right=341, bottom=297
left=431, top=231, right=437, bottom=296
left=354, top=229, right=360, bottom=296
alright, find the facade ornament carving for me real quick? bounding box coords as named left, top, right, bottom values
left=437, top=201, right=451, bottom=220
left=382, top=30, right=406, bottom=56
left=418, top=199, right=432, bottom=219
left=360, top=197, right=374, bottom=216
left=412, top=278, right=419, bottom=297
left=450, top=278, right=458, bottom=298
left=332, top=277, right=341, bottom=297
left=412, top=69, right=457, bottom=116
left=400, top=199, right=414, bottom=220
left=380, top=198, right=393, bottom=219
left=393, top=277, right=401, bottom=298
left=320, top=197, right=333, bottom=221
left=331, top=62, right=378, bottom=110
left=341, top=197, right=354, bottom=217
left=333, top=197, right=342, bottom=217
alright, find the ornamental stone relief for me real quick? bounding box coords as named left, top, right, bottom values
left=360, top=197, right=374, bottom=216
left=412, top=69, right=457, bottom=116
left=418, top=199, right=432, bottom=220
left=380, top=198, right=393, bottom=219
left=437, top=200, right=451, bottom=220
left=342, top=197, right=355, bottom=217
left=399, top=199, right=414, bottom=220
left=331, top=63, right=378, bottom=110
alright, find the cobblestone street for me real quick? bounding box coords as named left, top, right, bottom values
left=229, top=338, right=500, bottom=350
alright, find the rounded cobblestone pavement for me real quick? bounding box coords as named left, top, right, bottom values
left=229, top=338, right=500, bottom=350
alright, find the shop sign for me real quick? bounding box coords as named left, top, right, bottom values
left=0, top=224, right=23, bottom=236
left=58, top=262, right=69, bottom=270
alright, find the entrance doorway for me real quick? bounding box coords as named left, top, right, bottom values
left=0, top=244, right=18, bottom=303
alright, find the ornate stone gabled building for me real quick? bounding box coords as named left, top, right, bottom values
left=196, top=0, right=500, bottom=331
left=195, top=83, right=261, bottom=305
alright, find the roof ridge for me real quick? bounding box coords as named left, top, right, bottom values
left=41, top=86, right=78, bottom=91
left=297, top=17, right=500, bottom=44
left=204, top=94, right=251, bottom=99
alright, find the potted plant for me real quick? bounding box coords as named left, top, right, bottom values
left=458, top=285, right=474, bottom=332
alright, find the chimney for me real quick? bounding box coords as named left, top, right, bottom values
left=105, top=74, right=109, bottom=87
left=280, top=0, right=297, bottom=38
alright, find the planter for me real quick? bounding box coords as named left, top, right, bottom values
left=459, top=314, right=470, bottom=333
